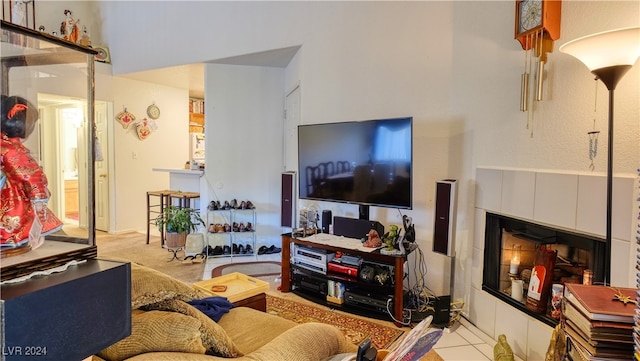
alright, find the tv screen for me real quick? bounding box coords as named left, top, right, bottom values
left=298, top=117, right=412, bottom=210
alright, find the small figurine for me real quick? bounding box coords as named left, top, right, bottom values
left=493, top=334, right=515, bottom=361
left=60, top=9, right=80, bottom=43
left=362, top=229, right=382, bottom=248
left=383, top=224, right=399, bottom=251
left=1, top=96, right=63, bottom=252
left=11, top=0, right=27, bottom=27
left=79, top=26, right=91, bottom=47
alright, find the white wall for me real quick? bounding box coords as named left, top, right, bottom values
left=104, top=76, right=190, bottom=233
left=204, top=64, right=285, bottom=248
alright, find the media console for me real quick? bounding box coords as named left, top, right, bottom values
left=281, top=233, right=407, bottom=327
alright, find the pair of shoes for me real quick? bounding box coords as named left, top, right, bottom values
left=205, top=245, right=223, bottom=256
left=245, top=222, right=254, bottom=232
left=223, top=245, right=231, bottom=255
left=209, top=224, right=227, bottom=233
left=208, top=200, right=222, bottom=210
left=245, top=245, right=253, bottom=254
left=257, top=245, right=282, bottom=255
left=232, top=243, right=249, bottom=254
left=182, top=253, right=207, bottom=264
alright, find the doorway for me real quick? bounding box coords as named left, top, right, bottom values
left=36, top=94, right=111, bottom=233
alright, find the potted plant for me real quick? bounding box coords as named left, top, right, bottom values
left=156, top=206, right=205, bottom=248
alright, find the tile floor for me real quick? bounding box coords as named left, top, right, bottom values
left=203, top=253, right=522, bottom=361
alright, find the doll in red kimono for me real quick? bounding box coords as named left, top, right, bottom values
left=1, top=95, right=63, bottom=251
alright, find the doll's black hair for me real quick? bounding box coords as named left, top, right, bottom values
left=1, top=95, right=38, bottom=139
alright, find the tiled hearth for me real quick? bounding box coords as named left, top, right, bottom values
left=469, top=167, right=636, bottom=360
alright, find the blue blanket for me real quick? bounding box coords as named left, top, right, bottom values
left=187, top=296, right=234, bottom=322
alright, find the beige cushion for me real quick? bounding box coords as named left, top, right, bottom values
left=129, top=262, right=203, bottom=309
left=147, top=299, right=242, bottom=357
left=217, top=307, right=297, bottom=354
left=97, top=310, right=206, bottom=361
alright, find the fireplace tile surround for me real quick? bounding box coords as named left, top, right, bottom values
left=468, top=167, right=636, bottom=360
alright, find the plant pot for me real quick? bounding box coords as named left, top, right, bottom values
left=166, top=231, right=187, bottom=248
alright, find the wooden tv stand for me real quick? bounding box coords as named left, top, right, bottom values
left=280, top=233, right=407, bottom=327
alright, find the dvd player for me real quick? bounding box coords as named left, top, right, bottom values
left=344, top=291, right=393, bottom=314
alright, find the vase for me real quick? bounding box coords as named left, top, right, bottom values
left=165, top=232, right=187, bottom=248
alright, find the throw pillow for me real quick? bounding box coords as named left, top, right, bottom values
left=129, top=262, right=204, bottom=309
left=97, top=310, right=206, bottom=361
left=146, top=298, right=242, bottom=357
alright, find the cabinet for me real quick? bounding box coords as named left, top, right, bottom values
left=281, top=234, right=407, bottom=327
left=189, top=98, right=204, bottom=133
left=207, top=209, right=256, bottom=257
left=1, top=20, right=96, bottom=275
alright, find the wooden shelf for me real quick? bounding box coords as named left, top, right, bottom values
left=281, top=233, right=407, bottom=327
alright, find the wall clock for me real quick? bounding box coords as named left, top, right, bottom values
left=515, top=0, right=561, bottom=52
left=147, top=104, right=160, bottom=119
left=514, top=0, right=561, bottom=116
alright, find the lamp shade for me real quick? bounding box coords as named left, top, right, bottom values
left=559, top=26, right=640, bottom=71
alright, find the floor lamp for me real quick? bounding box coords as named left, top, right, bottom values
left=559, top=27, right=640, bottom=285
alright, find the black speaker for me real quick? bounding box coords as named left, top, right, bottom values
left=432, top=295, right=451, bottom=326
left=333, top=216, right=384, bottom=239
left=281, top=172, right=295, bottom=227
left=321, top=210, right=332, bottom=233
left=433, top=179, right=457, bottom=257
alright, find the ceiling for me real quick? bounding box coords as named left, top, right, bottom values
left=119, top=46, right=300, bottom=99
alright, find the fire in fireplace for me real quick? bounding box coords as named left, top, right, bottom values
left=482, top=213, right=607, bottom=326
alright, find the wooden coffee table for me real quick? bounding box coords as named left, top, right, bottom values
left=193, top=272, right=269, bottom=312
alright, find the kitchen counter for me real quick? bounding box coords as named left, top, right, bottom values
left=152, top=168, right=207, bottom=211
left=152, top=168, right=204, bottom=176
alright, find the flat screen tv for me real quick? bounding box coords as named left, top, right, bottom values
left=298, top=117, right=412, bottom=218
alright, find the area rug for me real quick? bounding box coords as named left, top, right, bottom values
left=97, top=232, right=205, bottom=285
left=266, top=294, right=403, bottom=349
left=212, top=261, right=281, bottom=277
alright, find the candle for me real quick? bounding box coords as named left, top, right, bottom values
left=511, top=279, right=524, bottom=301
left=509, top=244, right=521, bottom=274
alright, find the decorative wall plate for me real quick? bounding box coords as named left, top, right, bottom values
left=115, top=109, right=135, bottom=129
left=136, top=119, right=152, bottom=140
left=94, top=46, right=111, bottom=63
left=147, top=104, right=160, bottom=119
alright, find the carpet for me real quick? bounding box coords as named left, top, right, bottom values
left=266, top=294, right=404, bottom=350
left=97, top=232, right=205, bottom=285
left=212, top=261, right=281, bottom=278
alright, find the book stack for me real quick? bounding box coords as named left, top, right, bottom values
left=562, top=283, right=635, bottom=360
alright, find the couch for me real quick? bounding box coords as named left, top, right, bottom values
left=92, top=261, right=357, bottom=361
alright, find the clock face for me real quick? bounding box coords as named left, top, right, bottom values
left=519, top=0, right=542, bottom=33
left=147, top=104, right=160, bottom=119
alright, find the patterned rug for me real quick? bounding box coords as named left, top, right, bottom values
left=266, top=294, right=404, bottom=349
left=212, top=261, right=281, bottom=278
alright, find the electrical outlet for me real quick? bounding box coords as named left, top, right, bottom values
left=132, top=151, right=137, bottom=159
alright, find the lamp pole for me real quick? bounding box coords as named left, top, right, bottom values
left=560, top=27, right=640, bottom=285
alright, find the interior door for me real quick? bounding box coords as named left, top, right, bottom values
left=94, top=101, right=110, bottom=231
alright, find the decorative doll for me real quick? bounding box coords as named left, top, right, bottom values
left=1, top=95, right=63, bottom=253
left=60, top=9, right=79, bottom=43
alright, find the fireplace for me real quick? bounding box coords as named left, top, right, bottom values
left=482, top=212, right=607, bottom=326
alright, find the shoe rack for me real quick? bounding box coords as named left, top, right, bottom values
left=206, top=208, right=256, bottom=258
